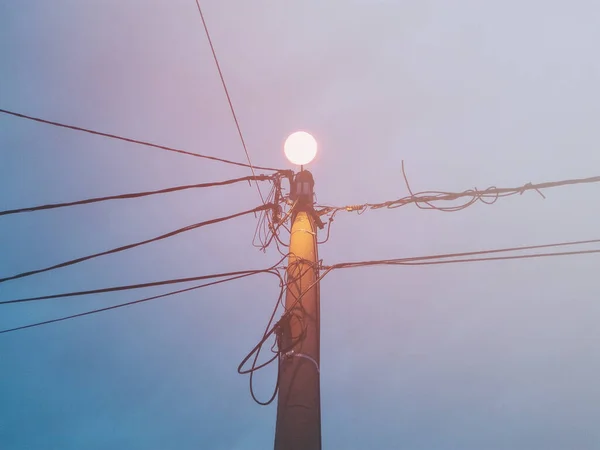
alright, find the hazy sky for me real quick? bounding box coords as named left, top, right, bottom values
left=2, top=1, right=600, bottom=449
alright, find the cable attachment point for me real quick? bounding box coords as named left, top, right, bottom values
left=282, top=350, right=320, bottom=374
left=520, top=182, right=546, bottom=199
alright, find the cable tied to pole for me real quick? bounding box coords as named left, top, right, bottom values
left=237, top=255, right=329, bottom=406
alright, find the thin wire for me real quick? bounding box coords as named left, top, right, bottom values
left=0, top=108, right=282, bottom=172
left=0, top=254, right=290, bottom=306
left=317, top=209, right=338, bottom=245
left=252, top=183, right=277, bottom=249
left=193, top=1, right=267, bottom=206
left=238, top=260, right=328, bottom=406
left=260, top=200, right=297, bottom=252
left=0, top=175, right=273, bottom=217
left=324, top=238, right=600, bottom=271
left=384, top=249, right=600, bottom=266
left=0, top=203, right=273, bottom=284
left=318, top=162, right=600, bottom=215
left=0, top=271, right=268, bottom=334
left=243, top=269, right=286, bottom=405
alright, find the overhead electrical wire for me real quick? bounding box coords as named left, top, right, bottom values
left=192, top=1, right=267, bottom=207
left=317, top=208, right=339, bottom=245
left=0, top=108, right=283, bottom=172
left=0, top=174, right=274, bottom=217
left=237, top=258, right=328, bottom=406
left=0, top=254, right=291, bottom=306
left=317, top=161, right=600, bottom=215
left=323, top=238, right=600, bottom=271
left=252, top=182, right=279, bottom=250
left=0, top=203, right=274, bottom=284
left=384, top=248, right=600, bottom=266
left=0, top=271, right=275, bottom=334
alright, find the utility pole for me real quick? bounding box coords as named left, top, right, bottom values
left=274, top=169, right=324, bottom=450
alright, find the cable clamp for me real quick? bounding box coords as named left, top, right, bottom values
left=519, top=182, right=532, bottom=195
left=282, top=350, right=320, bottom=373
left=345, top=204, right=363, bottom=212
left=520, top=182, right=546, bottom=199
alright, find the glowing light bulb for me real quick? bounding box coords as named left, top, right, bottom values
left=284, top=131, right=317, bottom=166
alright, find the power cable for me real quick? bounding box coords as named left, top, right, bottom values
left=0, top=271, right=274, bottom=334
left=193, top=1, right=267, bottom=206
left=0, top=108, right=282, bottom=172
left=238, top=259, right=328, bottom=405
left=0, top=175, right=274, bottom=217
left=324, top=238, right=600, bottom=271
left=0, top=203, right=273, bottom=284
left=317, top=209, right=338, bottom=245
left=384, top=248, right=600, bottom=266
left=0, top=254, right=290, bottom=306
left=318, top=161, right=600, bottom=215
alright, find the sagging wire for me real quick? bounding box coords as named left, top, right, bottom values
left=260, top=200, right=297, bottom=254
left=237, top=255, right=331, bottom=406
left=0, top=175, right=275, bottom=217
left=317, top=208, right=339, bottom=245
left=1, top=203, right=274, bottom=285
left=252, top=182, right=277, bottom=249
left=316, top=161, right=600, bottom=216
left=0, top=108, right=283, bottom=171
left=252, top=170, right=295, bottom=256
left=321, top=238, right=600, bottom=271
left=0, top=254, right=296, bottom=332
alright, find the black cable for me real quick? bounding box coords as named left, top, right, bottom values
left=259, top=200, right=296, bottom=252
left=0, top=108, right=282, bottom=172
left=0, top=175, right=273, bottom=217
left=0, top=254, right=290, bottom=306
left=252, top=183, right=277, bottom=249
left=0, top=203, right=273, bottom=284
left=0, top=271, right=267, bottom=334
left=238, top=260, right=327, bottom=405
left=317, top=209, right=338, bottom=245
left=383, top=249, right=600, bottom=266
left=247, top=273, right=286, bottom=406
left=319, top=162, right=600, bottom=215
left=192, top=1, right=267, bottom=206
left=324, top=238, right=600, bottom=271
left=0, top=269, right=259, bottom=305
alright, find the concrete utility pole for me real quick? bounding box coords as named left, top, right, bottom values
left=274, top=169, right=323, bottom=450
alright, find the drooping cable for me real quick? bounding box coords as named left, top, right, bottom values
left=324, top=238, right=600, bottom=271
left=317, top=161, right=600, bottom=215
left=252, top=182, right=278, bottom=250
left=251, top=171, right=294, bottom=255
left=0, top=254, right=290, bottom=306
left=237, top=257, right=331, bottom=406
left=0, top=108, right=282, bottom=172
left=0, top=203, right=273, bottom=284
left=0, top=271, right=271, bottom=334
left=317, top=209, right=338, bottom=245
left=0, top=175, right=274, bottom=217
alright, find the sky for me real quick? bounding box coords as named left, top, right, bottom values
left=1, top=1, right=600, bottom=449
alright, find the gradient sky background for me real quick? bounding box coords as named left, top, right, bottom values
left=2, top=1, right=600, bottom=449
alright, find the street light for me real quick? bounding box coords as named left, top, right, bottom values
left=275, top=131, right=323, bottom=450
left=284, top=131, right=317, bottom=166
left=285, top=131, right=318, bottom=206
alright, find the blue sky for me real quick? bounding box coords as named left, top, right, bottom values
left=2, top=1, right=600, bottom=449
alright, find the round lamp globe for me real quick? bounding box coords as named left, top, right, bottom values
left=284, top=131, right=317, bottom=166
